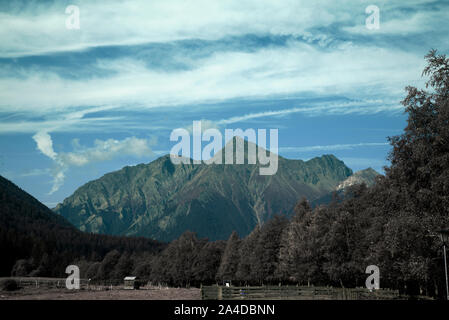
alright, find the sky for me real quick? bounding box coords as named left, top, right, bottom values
left=0, top=0, right=448, bottom=208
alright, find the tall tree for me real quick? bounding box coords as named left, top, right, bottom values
left=277, top=198, right=312, bottom=282
left=252, top=215, right=288, bottom=284
left=156, top=231, right=205, bottom=287
left=236, top=226, right=260, bottom=285
left=216, top=231, right=241, bottom=283
left=384, top=50, right=449, bottom=295
left=97, top=250, right=121, bottom=281
left=192, top=241, right=226, bottom=285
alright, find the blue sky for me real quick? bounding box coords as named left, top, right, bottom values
left=0, top=0, right=448, bottom=207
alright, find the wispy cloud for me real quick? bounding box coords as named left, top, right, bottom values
left=344, top=7, right=448, bottom=35
left=20, top=168, right=51, bottom=177
left=0, top=0, right=358, bottom=57
left=216, top=100, right=402, bottom=125
left=32, top=131, right=155, bottom=194
left=1, top=0, right=444, bottom=136
left=60, top=137, right=154, bottom=166
left=0, top=0, right=444, bottom=58
left=279, top=142, right=389, bottom=153
left=0, top=43, right=424, bottom=120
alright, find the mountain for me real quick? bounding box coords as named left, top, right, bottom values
left=55, top=138, right=353, bottom=241
left=0, top=175, right=163, bottom=276
left=311, top=168, right=381, bottom=207
left=336, top=167, right=380, bottom=191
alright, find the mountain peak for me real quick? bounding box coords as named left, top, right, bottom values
left=55, top=147, right=353, bottom=241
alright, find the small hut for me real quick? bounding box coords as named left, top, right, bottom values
left=223, top=280, right=232, bottom=287
left=123, top=276, right=139, bottom=290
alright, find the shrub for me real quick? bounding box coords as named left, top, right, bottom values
left=0, top=279, right=19, bottom=291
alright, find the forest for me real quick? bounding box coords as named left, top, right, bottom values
left=2, top=50, right=448, bottom=299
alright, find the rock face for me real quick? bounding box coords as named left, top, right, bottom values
left=336, top=167, right=380, bottom=191
left=311, top=168, right=381, bottom=207
left=55, top=140, right=353, bottom=241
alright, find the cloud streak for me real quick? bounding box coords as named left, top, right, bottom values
left=279, top=142, right=389, bottom=153
left=216, top=100, right=402, bottom=125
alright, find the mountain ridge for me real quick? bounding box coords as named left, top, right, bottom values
left=55, top=139, right=354, bottom=241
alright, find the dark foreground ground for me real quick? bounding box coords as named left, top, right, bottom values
left=0, top=286, right=201, bottom=300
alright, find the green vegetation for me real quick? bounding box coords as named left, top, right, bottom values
left=0, top=175, right=165, bottom=278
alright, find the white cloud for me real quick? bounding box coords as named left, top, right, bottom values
left=49, top=170, right=65, bottom=195
left=344, top=8, right=448, bottom=35
left=60, top=137, right=154, bottom=166
left=1, top=0, right=443, bottom=58
left=0, top=0, right=441, bottom=136
left=32, top=132, right=155, bottom=194
left=32, top=131, right=58, bottom=160
left=0, top=42, right=424, bottom=118
left=279, top=142, right=389, bottom=153
left=0, top=0, right=346, bottom=58
left=20, top=168, right=51, bottom=177
left=216, top=100, right=402, bottom=125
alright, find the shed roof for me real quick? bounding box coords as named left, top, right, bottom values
left=124, top=276, right=137, bottom=280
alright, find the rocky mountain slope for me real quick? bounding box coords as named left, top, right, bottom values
left=55, top=139, right=354, bottom=241
left=336, top=167, right=380, bottom=190
left=311, top=167, right=381, bottom=207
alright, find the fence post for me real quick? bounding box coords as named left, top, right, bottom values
left=218, top=286, right=223, bottom=300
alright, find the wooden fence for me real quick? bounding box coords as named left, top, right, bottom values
left=0, top=277, right=91, bottom=289
left=0, top=277, right=164, bottom=291
left=201, top=285, right=401, bottom=300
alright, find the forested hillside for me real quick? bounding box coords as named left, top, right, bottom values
left=0, top=176, right=165, bottom=277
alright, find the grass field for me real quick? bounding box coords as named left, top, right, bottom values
left=0, top=286, right=201, bottom=300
